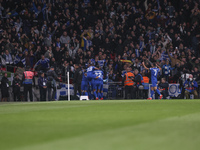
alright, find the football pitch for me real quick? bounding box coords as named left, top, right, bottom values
left=1, top=100, right=200, bottom=150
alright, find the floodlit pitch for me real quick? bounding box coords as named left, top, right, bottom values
left=0, top=100, right=200, bottom=150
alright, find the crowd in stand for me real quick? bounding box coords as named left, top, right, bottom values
left=0, top=0, right=200, bottom=84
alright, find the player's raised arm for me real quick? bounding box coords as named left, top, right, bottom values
left=142, top=61, right=149, bottom=70
left=156, top=63, right=162, bottom=71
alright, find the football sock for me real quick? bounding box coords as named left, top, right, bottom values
left=85, top=92, right=88, bottom=96
left=101, top=92, right=103, bottom=98
left=94, top=91, right=97, bottom=98
left=156, top=89, right=161, bottom=95
left=98, top=92, right=101, bottom=99
left=88, top=92, right=92, bottom=99
left=151, top=90, right=154, bottom=98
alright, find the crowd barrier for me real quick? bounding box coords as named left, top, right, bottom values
left=107, top=82, right=124, bottom=99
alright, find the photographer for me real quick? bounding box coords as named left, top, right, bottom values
left=184, top=74, right=198, bottom=99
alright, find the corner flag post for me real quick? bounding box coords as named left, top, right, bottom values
left=67, top=71, right=70, bottom=101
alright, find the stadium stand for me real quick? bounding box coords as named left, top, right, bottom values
left=0, top=0, right=200, bottom=100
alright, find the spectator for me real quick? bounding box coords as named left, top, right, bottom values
left=14, top=52, right=25, bottom=67
left=108, top=69, right=116, bottom=82
left=29, top=50, right=36, bottom=68
left=53, top=46, right=63, bottom=65
left=44, top=34, right=52, bottom=47
left=167, top=49, right=181, bottom=68
left=33, top=55, right=50, bottom=72
left=162, top=60, right=172, bottom=81
left=3, top=49, right=13, bottom=72
left=44, top=46, right=54, bottom=59
left=67, top=40, right=80, bottom=59
left=60, top=31, right=70, bottom=45
left=166, top=2, right=175, bottom=18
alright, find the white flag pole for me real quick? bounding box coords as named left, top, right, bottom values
left=67, top=71, right=70, bottom=101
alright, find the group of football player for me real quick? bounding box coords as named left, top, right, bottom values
left=81, top=64, right=104, bottom=100
left=82, top=61, right=164, bottom=100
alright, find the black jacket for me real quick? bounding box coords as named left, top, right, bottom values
left=46, top=70, right=59, bottom=81
left=158, top=82, right=169, bottom=93
left=1, top=76, right=9, bottom=90
left=73, top=68, right=82, bottom=84
left=12, top=77, right=21, bottom=93
left=134, top=74, right=142, bottom=85
left=38, top=76, right=47, bottom=88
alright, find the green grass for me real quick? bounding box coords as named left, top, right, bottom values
left=1, top=100, right=200, bottom=150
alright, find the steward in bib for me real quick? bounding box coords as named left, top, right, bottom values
left=122, top=66, right=135, bottom=99
left=22, top=66, right=35, bottom=101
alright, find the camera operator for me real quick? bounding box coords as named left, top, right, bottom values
left=184, top=74, right=198, bottom=99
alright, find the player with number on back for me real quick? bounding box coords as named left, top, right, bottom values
left=86, top=63, right=99, bottom=99
left=86, top=63, right=99, bottom=81
left=142, top=61, right=163, bottom=100
left=93, top=66, right=104, bottom=100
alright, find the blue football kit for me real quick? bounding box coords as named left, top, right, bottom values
left=149, top=68, right=159, bottom=87
left=92, top=70, right=104, bottom=99
left=149, top=67, right=162, bottom=98
left=93, top=70, right=104, bottom=91
left=86, top=66, right=97, bottom=81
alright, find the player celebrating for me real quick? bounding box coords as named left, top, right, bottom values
left=142, top=61, right=163, bottom=100
left=86, top=63, right=99, bottom=99
left=93, top=67, right=104, bottom=100
left=86, top=63, right=99, bottom=81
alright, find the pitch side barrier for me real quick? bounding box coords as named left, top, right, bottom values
left=107, top=82, right=124, bottom=99
left=55, top=82, right=187, bottom=100
left=148, top=84, right=181, bottom=99
left=55, top=82, right=109, bottom=100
